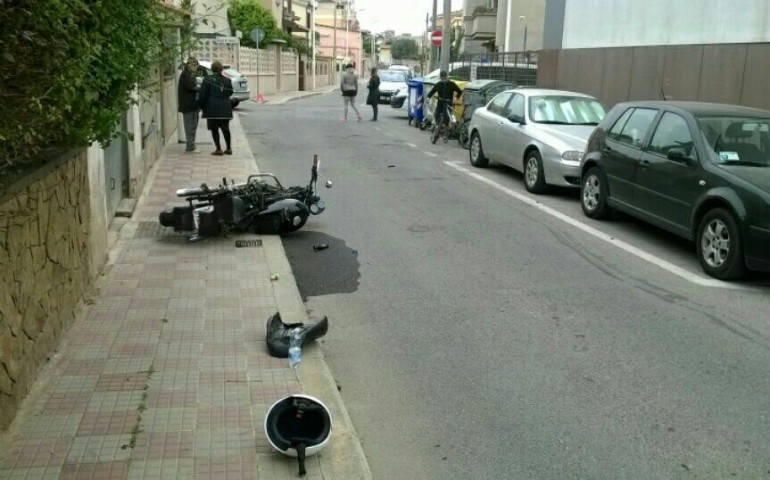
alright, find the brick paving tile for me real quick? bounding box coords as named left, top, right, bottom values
left=76, top=410, right=137, bottom=436
left=60, top=460, right=128, bottom=479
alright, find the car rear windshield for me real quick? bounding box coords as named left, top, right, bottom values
left=380, top=72, right=407, bottom=83
left=529, top=96, right=606, bottom=125
left=698, top=116, right=770, bottom=166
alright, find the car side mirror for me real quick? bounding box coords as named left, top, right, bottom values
left=508, top=114, right=525, bottom=125
left=667, top=147, right=692, bottom=164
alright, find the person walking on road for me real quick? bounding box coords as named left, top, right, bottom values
left=366, top=67, right=380, bottom=121
left=178, top=56, right=201, bottom=153
left=198, top=60, right=233, bottom=156
left=340, top=63, right=362, bottom=122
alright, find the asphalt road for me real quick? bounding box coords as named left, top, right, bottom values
left=238, top=93, right=770, bottom=480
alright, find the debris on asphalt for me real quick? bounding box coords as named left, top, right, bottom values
left=270, top=273, right=280, bottom=281
left=313, top=243, right=329, bottom=251
left=388, top=165, right=396, bottom=168
left=265, top=311, right=329, bottom=358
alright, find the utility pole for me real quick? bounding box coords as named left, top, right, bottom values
left=423, top=12, right=428, bottom=75
left=311, top=1, right=316, bottom=90
left=345, top=1, right=349, bottom=65
left=431, top=0, right=437, bottom=71
left=440, top=0, right=450, bottom=72
left=333, top=2, right=338, bottom=84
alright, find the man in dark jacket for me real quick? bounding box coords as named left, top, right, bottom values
left=198, top=60, right=234, bottom=155
left=425, top=71, right=462, bottom=128
left=178, top=57, right=201, bottom=153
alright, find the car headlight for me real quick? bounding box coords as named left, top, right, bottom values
left=561, top=151, right=584, bottom=161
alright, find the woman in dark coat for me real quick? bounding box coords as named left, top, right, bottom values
left=198, top=60, right=233, bottom=155
left=366, top=67, right=380, bottom=121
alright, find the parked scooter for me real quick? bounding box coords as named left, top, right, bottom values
left=158, top=155, right=331, bottom=241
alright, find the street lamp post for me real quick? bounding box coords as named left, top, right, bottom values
left=309, top=1, right=317, bottom=90
left=345, top=1, right=349, bottom=65
left=332, top=1, right=345, bottom=84
left=520, top=15, right=528, bottom=52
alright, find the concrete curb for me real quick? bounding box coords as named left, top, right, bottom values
left=262, top=87, right=339, bottom=105
left=263, top=237, right=373, bottom=479
left=232, top=116, right=372, bottom=479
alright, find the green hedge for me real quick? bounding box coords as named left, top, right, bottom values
left=0, top=0, right=182, bottom=174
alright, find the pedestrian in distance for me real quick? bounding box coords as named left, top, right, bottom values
left=366, top=67, right=380, bottom=121
left=340, top=63, right=362, bottom=122
left=178, top=56, right=201, bottom=153
left=198, top=60, right=233, bottom=156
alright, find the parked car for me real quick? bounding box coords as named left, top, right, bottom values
left=423, top=60, right=537, bottom=84
left=468, top=88, right=606, bottom=193
left=387, top=64, right=414, bottom=79
left=197, top=60, right=251, bottom=108
left=377, top=70, right=409, bottom=104
left=580, top=101, right=770, bottom=279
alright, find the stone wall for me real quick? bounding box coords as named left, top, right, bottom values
left=0, top=150, right=93, bottom=432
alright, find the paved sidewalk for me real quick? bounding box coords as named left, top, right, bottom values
left=256, top=85, right=338, bottom=106
left=0, top=103, right=370, bottom=479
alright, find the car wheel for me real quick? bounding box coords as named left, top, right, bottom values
left=524, top=150, right=547, bottom=194
left=458, top=123, right=470, bottom=149
left=581, top=167, right=612, bottom=219
left=696, top=208, right=746, bottom=280
left=231, top=99, right=241, bottom=109
left=469, top=132, right=488, bottom=167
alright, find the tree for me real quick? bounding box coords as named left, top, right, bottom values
left=451, top=27, right=464, bottom=60
left=0, top=0, right=175, bottom=173
left=228, top=0, right=280, bottom=48
left=362, top=32, right=383, bottom=56
left=391, top=37, right=419, bottom=60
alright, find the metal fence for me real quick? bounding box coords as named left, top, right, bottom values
left=447, top=51, right=539, bottom=86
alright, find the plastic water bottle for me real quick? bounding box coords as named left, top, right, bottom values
left=288, top=328, right=302, bottom=368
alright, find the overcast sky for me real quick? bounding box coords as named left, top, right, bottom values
left=354, top=0, right=464, bottom=36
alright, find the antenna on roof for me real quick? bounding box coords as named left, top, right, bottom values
left=661, top=89, right=668, bottom=101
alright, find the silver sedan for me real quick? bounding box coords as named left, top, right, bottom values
left=467, top=88, right=606, bottom=193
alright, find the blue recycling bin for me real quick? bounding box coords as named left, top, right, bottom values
left=407, top=77, right=424, bottom=128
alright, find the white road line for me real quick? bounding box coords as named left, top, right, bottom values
left=444, top=161, right=744, bottom=290
left=424, top=151, right=438, bottom=157
left=407, top=143, right=417, bottom=148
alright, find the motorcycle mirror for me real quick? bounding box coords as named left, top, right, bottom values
left=325, top=181, right=333, bottom=189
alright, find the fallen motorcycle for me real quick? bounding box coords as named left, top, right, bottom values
left=159, top=155, right=331, bottom=241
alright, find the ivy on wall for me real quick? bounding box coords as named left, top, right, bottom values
left=0, top=0, right=185, bottom=176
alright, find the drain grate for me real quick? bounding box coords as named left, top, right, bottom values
left=235, top=239, right=263, bottom=248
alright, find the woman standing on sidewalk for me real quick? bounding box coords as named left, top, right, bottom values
left=198, top=60, right=234, bottom=155
left=366, top=67, right=380, bottom=121
left=340, top=64, right=362, bottom=122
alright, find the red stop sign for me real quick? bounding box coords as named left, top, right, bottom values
left=431, top=30, right=442, bottom=47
